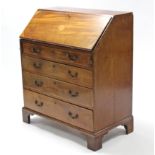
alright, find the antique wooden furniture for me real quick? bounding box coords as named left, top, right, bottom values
left=20, top=7, right=134, bottom=151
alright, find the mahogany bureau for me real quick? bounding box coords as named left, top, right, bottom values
left=20, top=7, right=134, bottom=151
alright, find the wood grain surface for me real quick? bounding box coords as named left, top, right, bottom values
left=23, top=71, right=93, bottom=109
left=22, top=55, right=93, bottom=88
left=20, top=10, right=112, bottom=50
left=24, top=89, right=93, bottom=131
left=93, top=13, right=133, bottom=131
left=22, top=41, right=92, bottom=69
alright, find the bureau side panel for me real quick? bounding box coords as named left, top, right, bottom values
left=93, top=13, right=133, bottom=131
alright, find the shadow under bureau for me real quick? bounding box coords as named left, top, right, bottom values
left=20, top=7, right=134, bottom=151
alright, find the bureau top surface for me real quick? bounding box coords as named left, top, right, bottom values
left=20, top=7, right=117, bottom=51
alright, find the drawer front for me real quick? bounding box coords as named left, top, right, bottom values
left=22, top=55, right=93, bottom=88
left=23, top=72, right=93, bottom=109
left=24, top=89, right=93, bottom=131
left=22, top=41, right=92, bottom=69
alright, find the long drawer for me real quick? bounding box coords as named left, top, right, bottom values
left=23, top=71, right=93, bottom=109
left=22, top=55, right=93, bottom=88
left=24, top=89, right=93, bottom=131
left=22, top=41, right=92, bottom=69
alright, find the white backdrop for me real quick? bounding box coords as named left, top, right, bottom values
left=0, top=0, right=154, bottom=155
